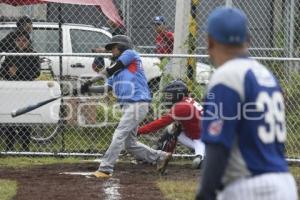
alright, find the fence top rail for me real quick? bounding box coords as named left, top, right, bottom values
left=137, top=46, right=285, bottom=51
left=0, top=53, right=300, bottom=61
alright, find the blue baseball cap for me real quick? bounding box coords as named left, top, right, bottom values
left=153, top=16, right=165, bottom=25
left=206, top=7, right=249, bottom=45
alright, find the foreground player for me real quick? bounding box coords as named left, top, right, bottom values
left=81, top=35, right=171, bottom=178
left=196, top=7, right=298, bottom=200
left=138, top=80, right=205, bottom=168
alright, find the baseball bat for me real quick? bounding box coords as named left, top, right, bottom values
left=10, top=76, right=100, bottom=118
left=11, top=96, right=62, bottom=118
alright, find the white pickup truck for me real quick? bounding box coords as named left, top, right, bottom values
left=0, top=22, right=161, bottom=85
left=0, top=22, right=212, bottom=142
left=0, top=22, right=212, bottom=86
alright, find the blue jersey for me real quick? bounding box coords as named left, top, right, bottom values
left=202, top=58, right=288, bottom=185
left=106, top=50, right=152, bottom=104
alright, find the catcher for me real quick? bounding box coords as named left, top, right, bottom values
left=138, top=80, right=205, bottom=168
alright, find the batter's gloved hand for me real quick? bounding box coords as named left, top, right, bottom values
left=80, top=80, right=93, bottom=94
left=72, top=88, right=78, bottom=96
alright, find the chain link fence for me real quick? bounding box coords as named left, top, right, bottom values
left=0, top=0, right=299, bottom=161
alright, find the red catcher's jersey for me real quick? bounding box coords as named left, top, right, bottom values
left=155, top=31, right=174, bottom=54
left=138, top=97, right=203, bottom=139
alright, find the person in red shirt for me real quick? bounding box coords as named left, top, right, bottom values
left=138, top=80, right=205, bottom=168
left=153, top=16, right=174, bottom=55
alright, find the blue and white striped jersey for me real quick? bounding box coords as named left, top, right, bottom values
left=202, top=58, right=288, bottom=185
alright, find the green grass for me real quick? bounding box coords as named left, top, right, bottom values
left=157, top=165, right=300, bottom=200
left=157, top=179, right=197, bottom=200
left=0, top=156, right=81, bottom=168
left=0, top=179, right=17, bottom=200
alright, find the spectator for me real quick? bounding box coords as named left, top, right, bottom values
left=1, top=31, right=40, bottom=81
left=153, top=16, right=174, bottom=54
left=1, top=30, right=40, bottom=152
left=0, top=16, right=33, bottom=53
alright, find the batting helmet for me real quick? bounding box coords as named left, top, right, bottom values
left=105, top=35, right=133, bottom=51
left=162, top=80, right=188, bottom=105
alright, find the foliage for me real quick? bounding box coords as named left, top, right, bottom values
left=157, top=58, right=170, bottom=72
left=282, top=73, right=300, bottom=156
left=36, top=71, right=54, bottom=81
left=0, top=179, right=17, bottom=200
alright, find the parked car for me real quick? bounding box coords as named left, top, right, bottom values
left=0, top=22, right=212, bottom=87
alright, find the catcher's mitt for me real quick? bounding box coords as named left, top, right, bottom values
left=156, top=122, right=181, bottom=153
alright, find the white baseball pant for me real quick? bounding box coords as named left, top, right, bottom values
left=177, top=132, right=205, bottom=157
left=98, top=102, right=168, bottom=173
left=218, top=172, right=298, bottom=200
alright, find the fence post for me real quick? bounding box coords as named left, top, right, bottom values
left=225, top=0, right=233, bottom=7
left=283, top=0, right=296, bottom=77
left=289, top=0, right=295, bottom=58
left=186, top=0, right=199, bottom=90
left=169, top=0, right=191, bottom=81
left=125, top=0, right=131, bottom=37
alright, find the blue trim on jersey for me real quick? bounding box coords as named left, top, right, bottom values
left=202, top=84, right=240, bottom=149
left=106, top=50, right=152, bottom=104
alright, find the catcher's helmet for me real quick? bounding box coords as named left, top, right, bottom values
left=162, top=80, right=188, bottom=105
left=105, top=35, right=133, bottom=51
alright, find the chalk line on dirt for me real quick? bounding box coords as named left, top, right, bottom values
left=60, top=171, right=122, bottom=199
left=103, top=178, right=121, bottom=200
left=59, top=172, right=94, bottom=176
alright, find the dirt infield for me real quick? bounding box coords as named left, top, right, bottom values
left=0, top=162, right=199, bottom=200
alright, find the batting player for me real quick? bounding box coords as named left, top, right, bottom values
left=81, top=35, right=172, bottom=178
left=138, top=80, right=205, bottom=168
left=196, top=7, right=298, bottom=200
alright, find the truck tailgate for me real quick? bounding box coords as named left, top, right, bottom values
left=0, top=81, right=61, bottom=124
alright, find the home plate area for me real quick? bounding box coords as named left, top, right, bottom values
left=0, top=162, right=199, bottom=200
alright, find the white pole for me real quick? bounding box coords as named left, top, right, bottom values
left=121, top=0, right=126, bottom=22
left=169, top=0, right=191, bottom=79
left=126, top=0, right=131, bottom=37
left=225, top=0, right=233, bottom=7
left=289, top=0, right=295, bottom=58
